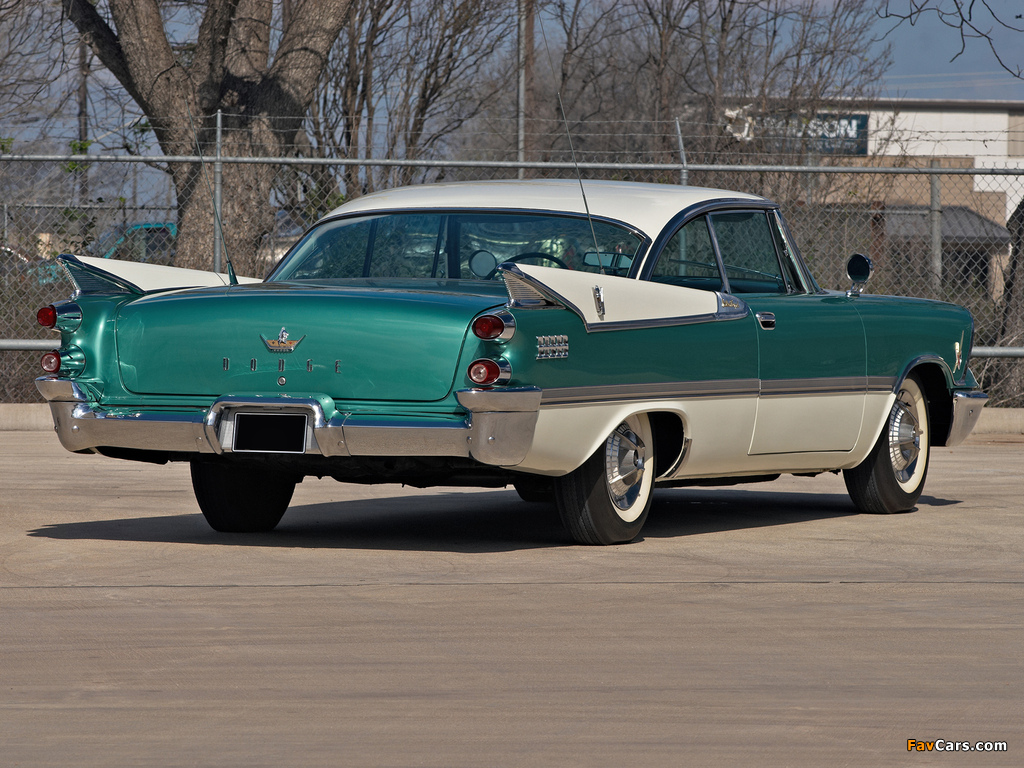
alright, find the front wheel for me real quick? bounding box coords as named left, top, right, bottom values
left=554, top=414, right=655, bottom=544
left=844, top=373, right=930, bottom=514
left=190, top=460, right=297, bottom=532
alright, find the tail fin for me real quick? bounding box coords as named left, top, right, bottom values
left=57, top=254, right=144, bottom=296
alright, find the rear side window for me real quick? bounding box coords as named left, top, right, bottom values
left=651, top=217, right=723, bottom=292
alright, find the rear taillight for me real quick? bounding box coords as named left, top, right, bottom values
left=471, top=310, right=515, bottom=341
left=467, top=357, right=511, bottom=387
left=39, top=346, right=85, bottom=377
left=40, top=350, right=61, bottom=373
left=37, top=302, right=82, bottom=332
left=37, top=305, right=57, bottom=328
left=473, top=314, right=504, bottom=340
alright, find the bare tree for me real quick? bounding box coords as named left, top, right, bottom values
left=283, top=0, right=512, bottom=217
left=62, top=0, right=354, bottom=274
left=504, top=0, right=886, bottom=175
left=0, top=1, right=66, bottom=144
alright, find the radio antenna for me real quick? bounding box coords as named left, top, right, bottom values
left=535, top=8, right=603, bottom=273
left=556, top=92, right=602, bottom=270
left=186, top=104, right=238, bottom=285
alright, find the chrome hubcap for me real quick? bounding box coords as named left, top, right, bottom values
left=605, top=423, right=647, bottom=511
left=887, top=393, right=921, bottom=483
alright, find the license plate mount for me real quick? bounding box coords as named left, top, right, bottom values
left=232, top=412, right=308, bottom=454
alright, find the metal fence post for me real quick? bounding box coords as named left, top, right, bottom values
left=213, top=110, right=223, bottom=274
left=930, top=158, right=943, bottom=293
left=675, top=118, right=688, bottom=186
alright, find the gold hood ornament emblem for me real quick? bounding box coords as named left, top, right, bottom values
left=261, top=326, right=305, bottom=353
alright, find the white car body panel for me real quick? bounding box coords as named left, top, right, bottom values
left=749, top=393, right=865, bottom=454
left=75, top=255, right=260, bottom=291
left=514, top=390, right=896, bottom=478
left=512, top=263, right=721, bottom=327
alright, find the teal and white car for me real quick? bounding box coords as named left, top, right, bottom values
left=35, top=180, right=987, bottom=544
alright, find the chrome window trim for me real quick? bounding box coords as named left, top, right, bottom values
left=770, top=209, right=818, bottom=294
left=704, top=213, right=732, bottom=295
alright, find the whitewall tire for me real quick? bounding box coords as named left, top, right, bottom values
left=844, top=373, right=930, bottom=514
left=554, top=413, right=655, bottom=544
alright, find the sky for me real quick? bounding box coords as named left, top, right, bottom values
left=875, top=3, right=1024, bottom=101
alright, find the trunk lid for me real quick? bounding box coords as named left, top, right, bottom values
left=115, top=280, right=506, bottom=401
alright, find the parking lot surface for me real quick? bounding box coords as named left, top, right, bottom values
left=1, top=430, right=1021, bottom=767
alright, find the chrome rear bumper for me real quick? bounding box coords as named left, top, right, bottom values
left=36, top=378, right=542, bottom=467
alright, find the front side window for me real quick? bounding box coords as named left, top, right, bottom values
left=270, top=212, right=644, bottom=282
left=648, top=209, right=810, bottom=295
left=710, top=211, right=789, bottom=294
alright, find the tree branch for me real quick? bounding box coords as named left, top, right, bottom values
left=880, top=0, right=1024, bottom=77
left=61, top=0, right=139, bottom=106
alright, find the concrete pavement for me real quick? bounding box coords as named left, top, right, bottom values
left=1, top=430, right=1021, bottom=766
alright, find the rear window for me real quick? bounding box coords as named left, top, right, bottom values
left=269, top=211, right=644, bottom=281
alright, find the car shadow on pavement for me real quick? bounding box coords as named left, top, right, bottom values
left=643, top=487, right=858, bottom=539
left=916, top=494, right=963, bottom=508
left=27, top=486, right=872, bottom=552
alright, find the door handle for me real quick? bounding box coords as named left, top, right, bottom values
left=756, top=311, right=776, bottom=330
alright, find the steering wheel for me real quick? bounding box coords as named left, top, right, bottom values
left=486, top=251, right=570, bottom=279
left=723, top=263, right=787, bottom=291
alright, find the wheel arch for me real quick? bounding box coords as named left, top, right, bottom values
left=648, top=411, right=687, bottom=479
left=519, top=405, right=686, bottom=477
left=899, top=361, right=953, bottom=447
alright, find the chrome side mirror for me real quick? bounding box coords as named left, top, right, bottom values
left=846, top=253, right=873, bottom=297
left=468, top=249, right=498, bottom=278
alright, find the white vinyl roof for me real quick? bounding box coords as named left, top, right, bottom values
left=324, top=179, right=769, bottom=240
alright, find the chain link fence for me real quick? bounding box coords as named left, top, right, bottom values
left=3, top=151, right=1023, bottom=405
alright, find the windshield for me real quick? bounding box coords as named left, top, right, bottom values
left=269, top=211, right=645, bottom=281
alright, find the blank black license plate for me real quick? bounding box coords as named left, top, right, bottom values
left=233, top=412, right=307, bottom=453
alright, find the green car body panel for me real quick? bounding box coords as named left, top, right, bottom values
left=114, top=281, right=507, bottom=402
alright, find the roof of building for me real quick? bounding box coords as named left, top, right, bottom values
left=884, top=205, right=1010, bottom=247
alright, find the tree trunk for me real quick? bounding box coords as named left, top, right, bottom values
left=64, top=0, right=352, bottom=273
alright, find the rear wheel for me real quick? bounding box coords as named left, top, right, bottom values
left=554, top=414, right=655, bottom=544
left=844, top=373, right=930, bottom=514
left=190, top=460, right=297, bottom=532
